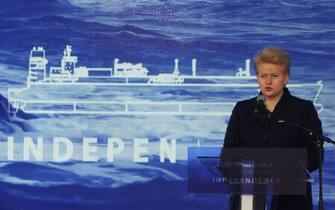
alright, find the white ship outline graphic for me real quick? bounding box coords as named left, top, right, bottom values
left=8, top=45, right=324, bottom=116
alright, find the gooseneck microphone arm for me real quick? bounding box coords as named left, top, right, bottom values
left=277, top=119, right=335, bottom=210
left=277, top=120, right=335, bottom=145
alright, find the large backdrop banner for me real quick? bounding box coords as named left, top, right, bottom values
left=0, top=1, right=334, bottom=210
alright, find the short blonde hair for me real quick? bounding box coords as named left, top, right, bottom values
left=253, top=47, right=291, bottom=75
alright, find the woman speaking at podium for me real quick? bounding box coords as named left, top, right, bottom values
left=222, top=47, right=323, bottom=210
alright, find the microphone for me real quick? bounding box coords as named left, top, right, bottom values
left=254, top=95, right=269, bottom=118
left=276, top=118, right=335, bottom=210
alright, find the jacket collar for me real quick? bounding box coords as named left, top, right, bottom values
left=271, top=87, right=291, bottom=115
left=258, top=87, right=291, bottom=114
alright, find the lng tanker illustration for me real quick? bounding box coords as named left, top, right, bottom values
left=8, top=45, right=324, bottom=116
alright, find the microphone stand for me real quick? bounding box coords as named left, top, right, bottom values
left=277, top=120, right=335, bottom=210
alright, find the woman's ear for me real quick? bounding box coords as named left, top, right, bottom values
left=284, top=73, right=289, bottom=86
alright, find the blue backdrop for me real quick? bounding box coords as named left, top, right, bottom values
left=0, top=1, right=334, bottom=210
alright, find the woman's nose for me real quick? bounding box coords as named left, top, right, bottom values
left=266, top=77, right=272, bottom=84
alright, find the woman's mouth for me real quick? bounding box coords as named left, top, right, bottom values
left=265, top=87, right=273, bottom=91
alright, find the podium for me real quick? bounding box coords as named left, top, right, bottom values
left=187, top=147, right=311, bottom=210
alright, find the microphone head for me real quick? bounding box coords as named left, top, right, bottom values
left=254, top=95, right=269, bottom=118
left=256, top=95, right=266, bottom=104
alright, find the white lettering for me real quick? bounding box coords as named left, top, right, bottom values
left=53, top=137, right=74, bottom=162
left=107, top=137, right=125, bottom=162
left=134, top=138, right=148, bottom=163
left=7, top=136, right=14, bottom=161
left=23, top=137, right=43, bottom=161
left=159, top=138, right=176, bottom=163
left=83, top=137, right=98, bottom=162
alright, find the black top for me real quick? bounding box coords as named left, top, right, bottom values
left=221, top=87, right=323, bottom=210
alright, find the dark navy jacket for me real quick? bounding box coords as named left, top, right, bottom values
left=222, top=87, right=323, bottom=210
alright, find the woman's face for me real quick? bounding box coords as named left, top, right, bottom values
left=256, top=62, right=289, bottom=100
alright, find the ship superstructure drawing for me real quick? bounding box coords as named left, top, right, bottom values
left=8, top=45, right=324, bottom=116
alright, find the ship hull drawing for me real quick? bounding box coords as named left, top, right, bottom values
left=8, top=46, right=324, bottom=116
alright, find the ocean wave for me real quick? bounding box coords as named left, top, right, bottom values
left=0, top=177, right=226, bottom=210
left=0, top=160, right=184, bottom=188
left=0, top=0, right=80, bottom=17
left=0, top=93, right=36, bottom=136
